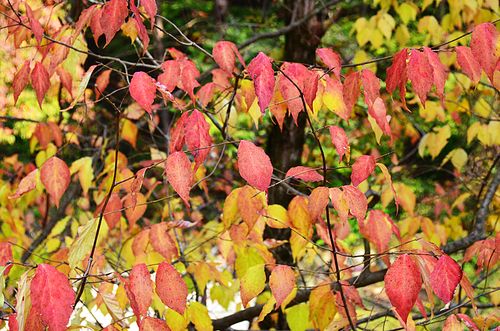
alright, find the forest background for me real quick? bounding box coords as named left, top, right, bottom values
left=1, top=0, right=500, bottom=330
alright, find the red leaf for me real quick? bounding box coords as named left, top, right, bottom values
left=423, top=46, right=446, bottom=105
left=430, top=254, right=462, bottom=304
left=130, top=167, right=147, bottom=208
left=316, top=48, right=341, bottom=81
left=213, top=41, right=237, bottom=74
left=270, top=265, right=295, bottom=309
left=40, top=157, right=70, bottom=208
left=95, top=69, right=112, bottom=100
left=13, top=60, right=30, bottom=104
left=49, top=35, right=71, bottom=74
left=460, top=271, right=477, bottom=315
left=408, top=49, right=433, bottom=106
left=386, top=48, right=409, bottom=98
left=443, top=315, right=462, bottom=331
left=166, top=151, right=192, bottom=206
left=185, top=109, right=212, bottom=171
left=130, top=72, right=156, bottom=115
left=470, top=22, right=500, bottom=81
left=56, top=66, right=73, bottom=97
left=34, top=122, right=52, bottom=149
left=90, top=7, right=104, bottom=44
left=100, top=0, right=128, bottom=46
left=324, top=75, right=349, bottom=122
left=361, top=210, right=393, bottom=253
left=26, top=4, right=44, bottom=46
left=149, top=222, right=179, bottom=261
left=130, top=1, right=150, bottom=55
left=341, top=185, right=367, bottom=225
left=156, top=262, right=188, bottom=315
left=385, top=254, right=422, bottom=323
left=456, top=46, right=482, bottom=85
left=329, top=126, right=349, bottom=164
left=117, top=273, right=142, bottom=321
left=178, top=60, right=200, bottom=102
left=73, top=4, right=97, bottom=41
left=158, top=60, right=181, bottom=93
left=9, top=168, right=38, bottom=200
left=48, top=121, right=63, bottom=147
left=308, top=187, right=329, bottom=222
left=238, top=140, right=273, bottom=192
left=237, top=185, right=264, bottom=232
left=95, top=193, right=122, bottom=229
left=140, top=317, right=171, bottom=331
left=351, top=155, right=376, bottom=187
left=31, top=61, right=50, bottom=109
left=197, top=82, right=215, bottom=108
left=0, top=242, right=13, bottom=276
left=457, top=314, right=480, bottom=331
left=247, top=52, right=275, bottom=114
left=361, top=69, right=380, bottom=108
left=369, top=97, right=393, bottom=144
left=285, top=166, right=323, bottom=182
left=343, top=71, right=361, bottom=114
left=140, top=0, right=157, bottom=27
left=30, top=264, right=75, bottom=331
left=169, top=112, right=188, bottom=153
left=130, top=263, right=154, bottom=316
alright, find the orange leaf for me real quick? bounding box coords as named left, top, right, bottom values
left=95, top=193, right=122, bottom=229
left=73, top=4, right=97, bottom=42
left=238, top=140, right=273, bottom=192
left=40, top=157, right=70, bottom=208
left=48, top=121, right=63, bottom=147
left=442, top=314, right=463, bottom=331
left=459, top=271, right=477, bottom=315
left=9, top=168, right=38, bottom=200
left=308, top=187, right=329, bottom=222
left=140, top=316, right=171, bottom=331
left=30, top=264, right=75, bottom=331
left=124, top=193, right=147, bottom=228
left=13, top=60, right=30, bottom=105
left=31, top=61, right=50, bottom=109
left=361, top=210, right=393, bottom=253
left=270, top=265, right=295, bottom=309
left=130, top=167, right=147, bottom=208
left=237, top=185, right=264, bottom=232
left=95, top=69, right=112, bottom=100
left=130, top=263, right=154, bottom=316
left=100, top=0, right=128, bottom=46
left=156, top=262, right=188, bottom=315
left=166, top=151, right=192, bottom=206
left=385, top=254, right=422, bottom=323
left=149, top=222, right=179, bottom=261
left=351, top=155, right=376, bottom=187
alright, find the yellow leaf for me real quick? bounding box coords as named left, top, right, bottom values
left=286, top=302, right=310, bottom=331
left=421, top=0, right=434, bottom=11
left=489, top=122, right=500, bottom=144
left=256, top=295, right=276, bottom=323
left=440, top=148, right=468, bottom=171
left=122, top=119, right=138, bottom=149
left=235, top=247, right=265, bottom=278
left=377, top=13, right=395, bottom=40
left=397, top=2, right=417, bottom=25
left=427, top=125, right=451, bottom=160
left=370, top=29, right=384, bottom=49
left=121, top=18, right=138, bottom=44
left=474, top=98, right=491, bottom=118
left=368, top=115, right=383, bottom=145
left=189, top=302, right=213, bottom=331
left=248, top=97, right=262, bottom=128
left=467, top=122, right=481, bottom=144
left=165, top=307, right=189, bottom=331
left=394, top=183, right=416, bottom=216
left=395, top=24, right=410, bottom=47
left=264, top=204, right=292, bottom=229
left=240, top=264, right=266, bottom=307
left=477, top=125, right=491, bottom=146
left=353, top=50, right=377, bottom=74
left=68, top=217, right=98, bottom=269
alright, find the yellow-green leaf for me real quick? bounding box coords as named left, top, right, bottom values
left=240, top=263, right=266, bottom=307
left=286, top=302, right=310, bottom=331
left=189, top=302, right=213, bottom=331
left=69, top=217, right=98, bottom=269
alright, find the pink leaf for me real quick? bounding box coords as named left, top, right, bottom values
left=130, top=72, right=156, bottom=115
left=247, top=52, right=275, bottom=114
left=385, top=254, right=422, bottom=323
left=285, top=166, right=323, bottom=182
left=369, top=97, right=393, bottom=144
left=213, top=41, right=237, bottom=74
left=238, top=140, right=273, bottom=192
left=329, top=126, right=349, bottom=164
left=185, top=109, right=212, bottom=171
left=351, top=155, right=376, bottom=187
left=408, top=49, right=433, bottom=106
left=158, top=60, right=181, bottom=93
left=140, top=0, right=157, bottom=27
left=316, top=48, right=341, bottom=81
left=470, top=22, right=500, bottom=82
left=430, top=254, right=462, bottom=304
left=130, top=263, right=154, bottom=316
left=456, top=46, right=482, bottom=85
left=270, top=265, right=295, bottom=309
left=166, top=151, right=192, bottom=207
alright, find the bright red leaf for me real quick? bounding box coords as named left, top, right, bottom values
left=470, top=22, right=500, bottom=82
left=9, top=168, right=38, bottom=200
left=270, top=265, right=295, bottom=309
left=99, top=0, right=128, bottom=46
left=73, top=5, right=97, bottom=41
left=158, top=60, right=181, bottom=93
left=130, top=72, right=156, bottom=115
left=316, top=48, right=341, bottom=81
left=30, top=264, right=75, bottom=331
left=423, top=46, right=446, bottom=105
left=386, top=48, right=409, bottom=107
left=0, top=243, right=13, bottom=276
left=361, top=69, right=380, bottom=108
left=40, top=157, right=70, bottom=208
left=430, top=254, right=462, bottom=304
left=169, top=111, right=189, bottom=153
left=351, top=155, right=376, bottom=187
left=117, top=273, right=142, bottom=321
left=96, top=193, right=122, bottom=229
left=457, top=314, right=480, bottom=331
left=213, top=41, right=237, bottom=74
left=130, top=263, right=154, bottom=316
left=90, top=7, right=104, bottom=44
left=238, top=140, right=273, bottom=192
left=369, top=97, right=393, bottom=144
left=156, top=262, right=188, bottom=315
left=408, top=49, right=433, bottom=106
left=95, top=69, right=112, bottom=100
left=342, top=71, right=361, bottom=115
left=31, top=61, right=50, bottom=109
left=385, top=254, right=422, bottom=323
left=456, top=46, right=482, bottom=85
left=130, top=1, right=150, bottom=55
left=13, top=60, right=30, bottom=105
left=26, top=4, right=44, bottom=46
left=285, top=166, right=323, bottom=182
left=247, top=52, right=275, bottom=114
left=185, top=109, right=212, bottom=171
left=329, top=126, right=349, bottom=164
left=166, top=151, right=192, bottom=207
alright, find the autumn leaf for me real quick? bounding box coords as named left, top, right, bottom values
left=247, top=52, right=275, bottom=114
left=100, top=0, right=128, bottom=46
left=308, top=187, right=329, bottom=222
left=169, top=111, right=189, bottom=153
left=9, top=168, right=38, bottom=199
left=177, top=60, right=201, bottom=102
left=238, top=140, right=273, bottom=192
left=140, top=317, right=171, bottom=331
left=385, top=254, right=422, bottom=324
left=149, top=222, right=179, bottom=261
left=156, top=262, right=188, bottom=315
left=329, top=126, right=350, bottom=164
left=213, top=41, right=240, bottom=74
left=377, top=163, right=400, bottom=212
left=130, top=72, right=156, bottom=115
left=408, top=49, right=433, bottom=106
left=31, top=61, right=50, bottom=109
left=62, top=65, right=97, bottom=111
left=68, top=217, right=98, bottom=269
left=316, top=48, right=341, bottom=81
left=270, top=265, right=295, bottom=309
left=457, top=314, right=480, bottom=331
left=31, top=264, right=75, bottom=331
left=361, top=210, right=394, bottom=253
left=240, top=263, right=266, bottom=307
left=73, top=4, right=97, bottom=42
left=361, top=69, right=380, bottom=108
left=13, top=60, right=30, bottom=105
left=189, top=302, right=213, bottom=331
left=25, top=3, right=44, bottom=46
left=456, top=46, right=482, bottom=85
left=351, top=155, right=376, bottom=186
left=470, top=22, right=500, bottom=82
left=40, top=156, right=70, bottom=208
left=130, top=263, right=154, bottom=316
left=423, top=46, right=446, bottom=105
left=285, top=166, right=323, bottom=182
left=158, top=60, right=181, bottom=93
left=185, top=109, right=212, bottom=171
left=129, top=2, right=150, bottom=55
left=95, top=69, right=112, bottom=100
left=237, top=185, right=265, bottom=232
left=166, top=151, right=192, bottom=206
left=0, top=243, right=13, bottom=276
left=386, top=48, right=409, bottom=108
left=430, top=254, right=462, bottom=305
left=443, top=314, right=462, bottom=331
left=343, top=71, right=361, bottom=114
left=95, top=193, right=122, bottom=229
